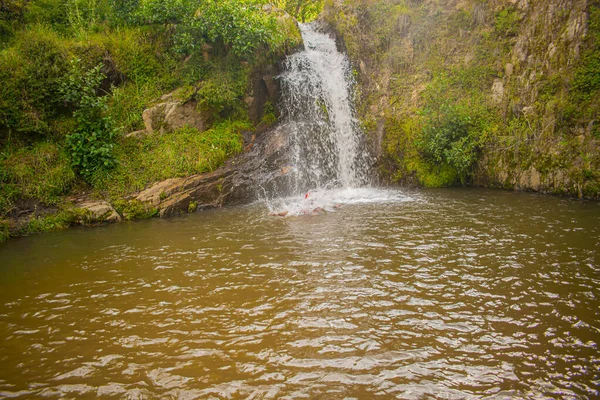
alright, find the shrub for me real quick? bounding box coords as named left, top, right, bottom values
left=196, top=61, right=250, bottom=119
left=60, top=58, right=117, bottom=180
left=137, top=0, right=188, bottom=26
left=275, top=0, right=324, bottom=23
left=495, top=7, right=520, bottom=36
left=174, top=0, right=279, bottom=59
left=417, top=100, right=491, bottom=184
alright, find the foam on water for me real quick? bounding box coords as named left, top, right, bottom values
left=266, top=188, right=417, bottom=217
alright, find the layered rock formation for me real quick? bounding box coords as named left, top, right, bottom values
left=323, top=0, right=599, bottom=198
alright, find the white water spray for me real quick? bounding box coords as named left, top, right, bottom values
left=266, top=23, right=389, bottom=214
left=279, top=23, right=372, bottom=192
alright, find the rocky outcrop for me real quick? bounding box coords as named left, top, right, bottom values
left=246, top=69, right=280, bottom=126
left=323, top=0, right=599, bottom=198
left=135, top=98, right=207, bottom=136
left=76, top=200, right=121, bottom=224
left=128, top=67, right=281, bottom=138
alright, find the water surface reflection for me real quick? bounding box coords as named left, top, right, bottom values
left=0, top=188, right=598, bottom=398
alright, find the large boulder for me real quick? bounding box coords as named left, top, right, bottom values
left=76, top=200, right=121, bottom=224
left=141, top=100, right=207, bottom=135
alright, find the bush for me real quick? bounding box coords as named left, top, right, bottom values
left=196, top=61, right=250, bottom=119
left=276, top=0, right=324, bottom=23
left=137, top=0, right=188, bottom=26
left=174, top=0, right=279, bottom=59
left=417, top=101, right=491, bottom=184
left=495, top=7, right=520, bottom=36
left=60, top=58, right=117, bottom=180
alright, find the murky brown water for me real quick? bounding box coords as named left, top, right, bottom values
left=0, top=188, right=599, bottom=399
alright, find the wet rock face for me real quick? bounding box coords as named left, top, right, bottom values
left=132, top=125, right=293, bottom=217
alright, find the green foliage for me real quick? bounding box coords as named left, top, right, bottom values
left=188, top=200, right=198, bottom=213
left=196, top=61, right=250, bottom=119
left=568, top=5, right=600, bottom=120
left=261, top=101, right=277, bottom=125
left=94, top=122, right=246, bottom=197
left=276, top=0, right=323, bottom=23
left=65, top=0, right=109, bottom=37
left=112, top=199, right=157, bottom=220
left=60, top=58, right=117, bottom=180
left=137, top=0, right=188, bottom=26
left=0, top=141, right=76, bottom=213
left=108, top=0, right=139, bottom=26
left=414, top=71, right=495, bottom=184
left=495, top=6, right=520, bottom=36
left=102, top=28, right=174, bottom=85
left=23, top=0, right=69, bottom=32
left=418, top=102, right=487, bottom=181
left=22, top=208, right=86, bottom=235
left=383, top=69, right=496, bottom=187
left=173, top=0, right=279, bottom=59
left=0, top=24, right=69, bottom=135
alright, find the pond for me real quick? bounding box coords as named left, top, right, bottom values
left=0, top=188, right=598, bottom=398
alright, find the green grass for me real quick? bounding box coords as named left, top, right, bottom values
left=93, top=122, right=247, bottom=198
left=0, top=141, right=77, bottom=214
left=22, top=209, right=83, bottom=235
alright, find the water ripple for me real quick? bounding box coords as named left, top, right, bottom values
left=0, top=189, right=598, bottom=398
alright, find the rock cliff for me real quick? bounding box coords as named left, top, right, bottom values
left=324, top=0, right=599, bottom=198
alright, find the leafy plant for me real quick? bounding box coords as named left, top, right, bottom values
left=137, top=0, right=188, bottom=26
left=418, top=101, right=490, bottom=184
left=113, top=199, right=158, bottom=220
left=0, top=25, right=69, bottom=136
left=60, top=58, right=117, bottom=180
left=275, top=0, right=324, bottom=23
left=495, top=7, right=520, bottom=36
left=174, top=0, right=279, bottom=59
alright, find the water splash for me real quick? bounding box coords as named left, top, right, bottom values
left=266, top=188, right=416, bottom=217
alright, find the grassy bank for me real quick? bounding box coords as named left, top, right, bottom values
left=0, top=0, right=304, bottom=243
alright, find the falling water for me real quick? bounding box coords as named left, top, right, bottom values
left=265, top=23, right=377, bottom=214
left=278, top=23, right=372, bottom=193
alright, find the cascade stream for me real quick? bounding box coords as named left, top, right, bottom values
left=265, top=23, right=376, bottom=214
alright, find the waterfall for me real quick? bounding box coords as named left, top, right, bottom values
left=277, top=23, right=372, bottom=195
